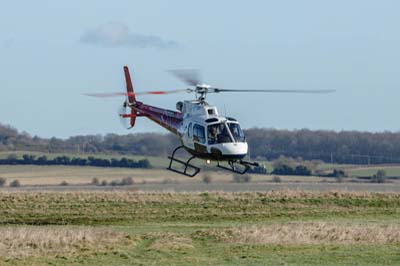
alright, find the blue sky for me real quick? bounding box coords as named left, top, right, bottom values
left=1, top=0, right=400, bottom=138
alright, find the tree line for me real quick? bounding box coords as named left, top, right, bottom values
left=2, top=123, right=400, bottom=164
left=246, top=128, right=400, bottom=164
left=0, top=154, right=151, bottom=169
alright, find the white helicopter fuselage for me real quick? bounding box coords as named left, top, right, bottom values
left=89, top=66, right=333, bottom=176
left=89, top=66, right=331, bottom=176
left=177, top=100, right=248, bottom=161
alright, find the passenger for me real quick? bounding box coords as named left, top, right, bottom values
left=208, top=125, right=219, bottom=144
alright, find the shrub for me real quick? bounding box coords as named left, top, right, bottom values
left=243, top=174, right=252, bottom=183
left=232, top=174, right=252, bottom=183
left=91, top=178, right=99, bottom=186
left=0, top=177, right=6, bottom=187
left=10, top=180, right=21, bottom=187
left=109, top=180, right=119, bottom=186
left=120, top=177, right=134, bottom=186
left=100, top=180, right=108, bottom=186
left=248, top=165, right=268, bottom=175
left=272, top=156, right=296, bottom=169
left=162, top=178, right=173, bottom=184
left=272, top=176, right=282, bottom=183
left=272, top=164, right=312, bottom=176
left=371, top=170, right=386, bottom=183
left=336, top=176, right=344, bottom=183
left=202, top=174, right=212, bottom=184
left=324, top=169, right=347, bottom=178
left=138, top=159, right=151, bottom=169
left=60, top=181, right=69, bottom=186
left=272, top=164, right=294, bottom=175
left=232, top=174, right=241, bottom=183
left=294, top=165, right=311, bottom=176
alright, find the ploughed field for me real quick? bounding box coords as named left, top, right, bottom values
left=0, top=191, right=399, bottom=265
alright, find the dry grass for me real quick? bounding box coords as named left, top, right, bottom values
left=148, top=233, right=194, bottom=250
left=204, top=222, right=400, bottom=245
left=0, top=190, right=399, bottom=203
left=0, top=227, right=133, bottom=258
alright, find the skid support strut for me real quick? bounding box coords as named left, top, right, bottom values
left=217, top=160, right=259, bottom=175
left=167, top=146, right=200, bottom=177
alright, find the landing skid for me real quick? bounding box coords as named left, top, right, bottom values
left=167, top=146, right=201, bottom=177
left=217, top=159, right=259, bottom=175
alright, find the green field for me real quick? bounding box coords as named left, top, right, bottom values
left=0, top=191, right=399, bottom=265
left=0, top=164, right=336, bottom=186
left=0, top=151, right=170, bottom=168
left=347, top=166, right=400, bottom=177
left=4, top=150, right=400, bottom=178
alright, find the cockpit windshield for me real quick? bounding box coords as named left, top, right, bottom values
left=228, top=122, right=245, bottom=142
left=207, top=123, right=233, bottom=144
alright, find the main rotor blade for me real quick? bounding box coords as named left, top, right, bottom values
left=84, top=89, right=190, bottom=98
left=169, top=69, right=201, bottom=86
left=213, top=89, right=336, bottom=94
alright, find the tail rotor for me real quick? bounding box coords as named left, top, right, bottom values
left=118, top=102, right=132, bottom=129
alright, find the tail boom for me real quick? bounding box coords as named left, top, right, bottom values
left=123, top=65, right=183, bottom=134
left=131, top=102, right=183, bottom=135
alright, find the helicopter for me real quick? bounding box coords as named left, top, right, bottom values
left=86, top=66, right=334, bottom=177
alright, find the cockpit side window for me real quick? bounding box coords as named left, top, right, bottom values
left=208, top=123, right=233, bottom=144
left=228, top=123, right=245, bottom=142
left=193, top=124, right=206, bottom=144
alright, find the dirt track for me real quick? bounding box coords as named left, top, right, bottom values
left=3, top=182, right=400, bottom=193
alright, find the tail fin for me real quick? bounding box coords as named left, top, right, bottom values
left=123, top=66, right=137, bottom=128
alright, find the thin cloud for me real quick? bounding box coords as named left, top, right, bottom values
left=80, top=22, right=178, bottom=49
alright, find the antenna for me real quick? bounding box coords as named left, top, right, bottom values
left=224, top=104, right=227, bottom=117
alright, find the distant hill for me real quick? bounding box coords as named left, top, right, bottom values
left=2, top=123, right=400, bottom=164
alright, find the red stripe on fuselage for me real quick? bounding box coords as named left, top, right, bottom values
left=131, top=102, right=183, bottom=135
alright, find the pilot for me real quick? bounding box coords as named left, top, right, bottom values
left=218, top=125, right=231, bottom=143
left=229, top=124, right=240, bottom=140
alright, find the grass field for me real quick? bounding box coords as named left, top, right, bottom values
left=0, top=191, right=399, bottom=265
left=1, top=153, right=400, bottom=264
left=347, top=166, right=400, bottom=177
left=0, top=165, right=337, bottom=187
left=3, top=150, right=400, bottom=178
left=2, top=165, right=400, bottom=193
left=0, top=165, right=184, bottom=185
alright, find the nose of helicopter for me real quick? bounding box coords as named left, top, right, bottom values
left=217, top=142, right=248, bottom=157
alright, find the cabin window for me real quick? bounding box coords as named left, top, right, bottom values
left=207, top=109, right=214, bottom=115
left=208, top=123, right=233, bottom=144
left=193, top=124, right=206, bottom=144
left=188, top=123, right=192, bottom=137
left=228, top=122, right=245, bottom=142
